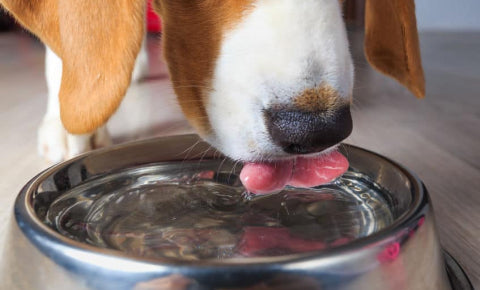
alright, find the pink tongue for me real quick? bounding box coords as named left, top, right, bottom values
left=240, top=151, right=348, bottom=194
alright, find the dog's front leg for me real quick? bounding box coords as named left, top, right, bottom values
left=132, top=36, right=149, bottom=82
left=38, top=46, right=112, bottom=163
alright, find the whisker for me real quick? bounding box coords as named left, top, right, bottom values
left=228, top=160, right=241, bottom=182
left=216, top=156, right=229, bottom=176
left=190, top=145, right=213, bottom=160
left=178, top=140, right=201, bottom=163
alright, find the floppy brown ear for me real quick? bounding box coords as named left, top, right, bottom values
left=1, top=0, right=145, bottom=133
left=364, top=0, right=425, bottom=98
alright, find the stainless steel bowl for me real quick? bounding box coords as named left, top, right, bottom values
left=1, top=135, right=472, bottom=290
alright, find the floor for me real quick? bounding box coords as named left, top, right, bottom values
left=0, top=30, right=479, bottom=287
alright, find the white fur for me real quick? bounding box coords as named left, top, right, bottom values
left=132, top=37, right=149, bottom=82
left=205, top=0, right=354, bottom=161
left=38, top=39, right=148, bottom=162
left=39, top=2, right=351, bottom=163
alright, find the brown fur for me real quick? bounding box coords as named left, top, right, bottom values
left=293, top=85, right=346, bottom=112
left=153, top=0, right=253, bottom=135
left=365, top=0, right=425, bottom=98
left=1, top=0, right=145, bottom=134
left=0, top=0, right=425, bottom=135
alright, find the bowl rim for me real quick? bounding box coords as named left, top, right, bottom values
left=15, top=135, right=427, bottom=269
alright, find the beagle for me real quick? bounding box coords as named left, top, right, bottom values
left=1, top=0, right=424, bottom=193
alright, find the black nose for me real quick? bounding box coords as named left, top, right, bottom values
left=264, top=106, right=352, bottom=154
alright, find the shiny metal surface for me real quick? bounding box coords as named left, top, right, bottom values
left=44, top=165, right=396, bottom=260
left=0, top=135, right=472, bottom=290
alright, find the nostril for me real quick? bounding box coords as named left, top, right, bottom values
left=265, top=106, right=352, bottom=154
left=284, top=144, right=314, bottom=154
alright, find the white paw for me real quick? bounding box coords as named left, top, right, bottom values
left=38, top=118, right=111, bottom=163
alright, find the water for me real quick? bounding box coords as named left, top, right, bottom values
left=45, top=161, right=393, bottom=261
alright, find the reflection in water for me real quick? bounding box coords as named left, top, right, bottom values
left=46, top=162, right=393, bottom=261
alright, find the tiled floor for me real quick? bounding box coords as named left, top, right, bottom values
left=0, top=30, right=479, bottom=287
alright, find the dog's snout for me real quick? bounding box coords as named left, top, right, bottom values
left=265, top=106, right=353, bottom=154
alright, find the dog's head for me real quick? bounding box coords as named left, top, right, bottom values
left=3, top=0, right=424, bottom=162
left=158, top=0, right=355, bottom=161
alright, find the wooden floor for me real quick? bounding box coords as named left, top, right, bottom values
left=0, top=30, right=479, bottom=287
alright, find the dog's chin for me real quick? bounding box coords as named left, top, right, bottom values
left=246, top=145, right=343, bottom=165
left=203, top=134, right=342, bottom=163
left=285, top=144, right=341, bottom=161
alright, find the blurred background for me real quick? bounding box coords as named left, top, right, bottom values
left=0, top=0, right=479, bottom=287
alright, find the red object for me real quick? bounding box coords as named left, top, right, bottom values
left=147, top=0, right=161, bottom=32
left=240, top=150, right=349, bottom=195
left=377, top=242, right=401, bottom=263
left=238, top=227, right=326, bottom=256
